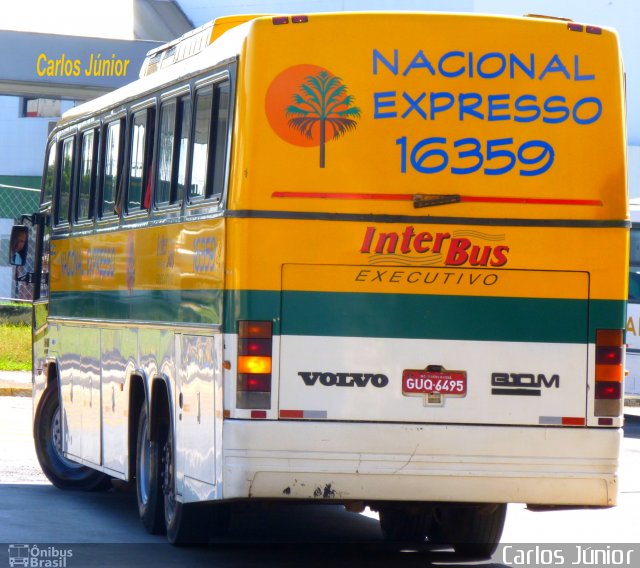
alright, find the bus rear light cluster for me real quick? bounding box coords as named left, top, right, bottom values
left=272, top=15, right=308, bottom=25
left=567, top=22, right=602, bottom=34
left=594, top=329, right=624, bottom=418
left=237, top=321, right=273, bottom=410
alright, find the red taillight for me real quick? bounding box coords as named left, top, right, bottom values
left=595, top=381, right=621, bottom=400
left=238, top=374, right=271, bottom=392
left=594, top=329, right=624, bottom=418
left=237, top=321, right=273, bottom=411
left=291, top=15, right=308, bottom=23
left=238, top=338, right=272, bottom=357
left=596, top=346, right=623, bottom=365
left=272, top=16, right=289, bottom=25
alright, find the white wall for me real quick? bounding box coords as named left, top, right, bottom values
left=1, top=0, right=135, bottom=40
left=0, top=218, right=15, bottom=299
left=0, top=97, right=75, bottom=177
left=0, top=97, right=50, bottom=176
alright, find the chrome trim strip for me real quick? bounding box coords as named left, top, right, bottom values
left=48, top=317, right=220, bottom=334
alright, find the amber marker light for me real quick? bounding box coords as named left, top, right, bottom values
left=238, top=356, right=272, bottom=375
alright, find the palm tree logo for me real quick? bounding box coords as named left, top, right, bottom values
left=285, top=71, right=361, bottom=168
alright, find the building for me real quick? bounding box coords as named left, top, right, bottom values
left=0, top=0, right=193, bottom=298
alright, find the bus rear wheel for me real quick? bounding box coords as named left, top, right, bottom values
left=162, top=428, right=230, bottom=545
left=378, top=504, right=432, bottom=543
left=135, top=402, right=166, bottom=534
left=438, top=503, right=507, bottom=558
left=34, top=386, right=111, bottom=491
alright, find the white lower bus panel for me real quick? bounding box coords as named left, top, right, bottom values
left=222, top=420, right=619, bottom=507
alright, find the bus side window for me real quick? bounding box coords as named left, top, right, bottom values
left=188, top=80, right=230, bottom=203
left=55, top=136, right=74, bottom=227
left=42, top=144, right=56, bottom=207
left=76, top=129, right=98, bottom=223
left=155, top=100, right=176, bottom=206
left=630, top=227, right=640, bottom=302
left=100, top=120, right=123, bottom=218
left=189, top=88, right=212, bottom=201
left=127, top=107, right=155, bottom=213
left=175, top=97, right=192, bottom=204
left=210, top=81, right=230, bottom=200
left=156, top=96, right=192, bottom=208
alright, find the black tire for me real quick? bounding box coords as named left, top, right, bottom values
left=378, top=505, right=432, bottom=543
left=163, top=428, right=230, bottom=545
left=135, top=402, right=166, bottom=534
left=439, top=503, right=507, bottom=558
left=34, top=385, right=111, bottom=491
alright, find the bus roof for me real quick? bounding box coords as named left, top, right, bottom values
left=56, top=16, right=254, bottom=129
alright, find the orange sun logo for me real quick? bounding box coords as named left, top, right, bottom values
left=265, top=64, right=361, bottom=168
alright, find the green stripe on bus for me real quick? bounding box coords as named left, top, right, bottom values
left=278, top=291, right=585, bottom=344
left=49, top=289, right=625, bottom=344
left=50, top=290, right=224, bottom=325
left=226, top=291, right=625, bottom=344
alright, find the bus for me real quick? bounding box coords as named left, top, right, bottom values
left=626, top=200, right=640, bottom=394
left=13, top=12, right=628, bottom=554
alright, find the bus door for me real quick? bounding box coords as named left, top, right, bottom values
left=174, top=333, right=222, bottom=500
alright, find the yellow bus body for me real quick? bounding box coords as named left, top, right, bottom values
left=29, top=13, right=628, bottom=544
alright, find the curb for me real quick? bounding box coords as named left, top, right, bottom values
left=0, top=386, right=31, bottom=397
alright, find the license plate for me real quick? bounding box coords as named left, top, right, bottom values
left=402, top=369, right=467, bottom=396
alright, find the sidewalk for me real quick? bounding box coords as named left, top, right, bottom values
left=625, top=395, right=640, bottom=421
left=0, top=371, right=31, bottom=397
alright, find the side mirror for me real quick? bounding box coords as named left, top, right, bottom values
left=9, top=225, right=28, bottom=267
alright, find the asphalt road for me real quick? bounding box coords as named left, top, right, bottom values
left=1, top=396, right=639, bottom=568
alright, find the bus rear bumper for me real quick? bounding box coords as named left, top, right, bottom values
left=222, top=420, right=620, bottom=507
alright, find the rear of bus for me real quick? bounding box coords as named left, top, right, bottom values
left=222, top=12, right=627, bottom=525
